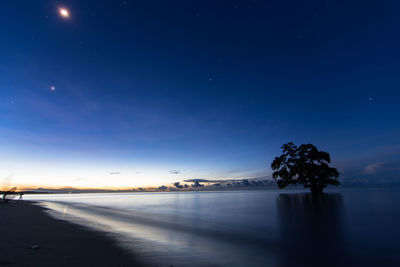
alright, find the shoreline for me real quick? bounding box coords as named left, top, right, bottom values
left=0, top=200, right=142, bottom=266
left=16, top=184, right=397, bottom=196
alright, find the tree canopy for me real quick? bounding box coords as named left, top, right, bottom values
left=271, top=142, right=339, bottom=194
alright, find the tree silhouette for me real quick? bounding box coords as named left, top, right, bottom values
left=271, top=142, right=339, bottom=194
left=2, top=186, right=17, bottom=202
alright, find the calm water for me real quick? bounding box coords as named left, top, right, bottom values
left=26, top=189, right=400, bottom=267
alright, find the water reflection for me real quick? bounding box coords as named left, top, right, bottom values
left=28, top=190, right=400, bottom=266
left=40, top=200, right=278, bottom=266
left=277, top=193, right=347, bottom=267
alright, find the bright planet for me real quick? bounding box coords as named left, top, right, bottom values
left=59, top=8, right=69, bottom=18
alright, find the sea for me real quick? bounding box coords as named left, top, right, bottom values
left=26, top=188, right=400, bottom=266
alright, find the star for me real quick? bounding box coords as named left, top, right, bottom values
left=50, top=85, right=56, bottom=91
left=59, top=8, right=70, bottom=18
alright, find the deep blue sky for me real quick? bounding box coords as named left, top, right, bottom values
left=1, top=0, right=399, bottom=188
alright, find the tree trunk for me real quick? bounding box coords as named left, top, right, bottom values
left=310, top=184, right=323, bottom=195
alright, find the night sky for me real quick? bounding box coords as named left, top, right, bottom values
left=1, top=0, right=399, bottom=188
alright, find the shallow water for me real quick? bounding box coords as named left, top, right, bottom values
left=26, top=189, right=400, bottom=266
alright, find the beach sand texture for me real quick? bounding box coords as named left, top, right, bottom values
left=0, top=201, right=141, bottom=266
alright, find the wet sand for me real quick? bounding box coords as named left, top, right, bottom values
left=0, top=200, right=142, bottom=266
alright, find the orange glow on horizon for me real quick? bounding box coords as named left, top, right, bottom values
left=17, top=184, right=136, bottom=191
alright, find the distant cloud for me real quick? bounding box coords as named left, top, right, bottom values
left=109, top=172, right=120, bottom=175
left=182, top=178, right=275, bottom=188
left=169, top=170, right=181, bottom=174
left=364, top=161, right=400, bottom=175
left=183, top=179, right=210, bottom=183
left=173, top=182, right=183, bottom=189
left=364, top=163, right=384, bottom=175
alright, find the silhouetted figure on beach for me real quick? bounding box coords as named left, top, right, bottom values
left=2, top=187, right=17, bottom=203
left=271, top=142, right=339, bottom=194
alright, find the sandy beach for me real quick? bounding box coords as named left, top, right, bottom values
left=0, top=200, right=141, bottom=266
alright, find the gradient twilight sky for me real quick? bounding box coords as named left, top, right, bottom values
left=1, top=0, right=399, bottom=188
